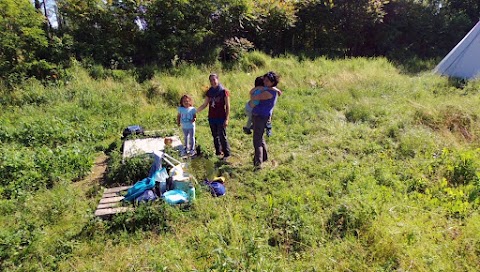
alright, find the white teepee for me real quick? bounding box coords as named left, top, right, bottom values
left=434, top=21, right=480, bottom=79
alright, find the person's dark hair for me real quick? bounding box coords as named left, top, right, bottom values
left=179, top=94, right=193, bottom=107
left=254, top=76, right=263, bottom=87
left=264, top=71, right=279, bottom=87
left=209, top=73, right=218, bottom=80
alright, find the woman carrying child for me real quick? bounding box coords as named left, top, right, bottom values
left=244, top=76, right=282, bottom=135
left=251, top=71, right=281, bottom=170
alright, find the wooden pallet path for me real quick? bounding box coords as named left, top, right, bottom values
left=94, top=185, right=134, bottom=218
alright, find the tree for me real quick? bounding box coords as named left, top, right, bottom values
left=58, top=0, right=144, bottom=68
left=0, top=0, right=49, bottom=85
left=250, top=0, right=298, bottom=55
left=142, top=0, right=218, bottom=65
left=292, top=0, right=388, bottom=57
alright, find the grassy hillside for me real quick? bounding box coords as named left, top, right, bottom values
left=1, top=54, right=480, bottom=271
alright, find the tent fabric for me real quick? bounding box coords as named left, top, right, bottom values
left=434, top=21, right=480, bottom=80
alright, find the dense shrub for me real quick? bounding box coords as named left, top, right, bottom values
left=220, top=37, right=255, bottom=62
left=105, top=152, right=153, bottom=186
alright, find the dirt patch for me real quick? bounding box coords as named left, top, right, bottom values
left=88, top=153, right=108, bottom=184
left=74, top=153, right=108, bottom=190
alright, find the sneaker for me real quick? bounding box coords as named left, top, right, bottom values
left=180, top=150, right=187, bottom=157
left=189, top=150, right=196, bottom=157
left=266, top=128, right=272, bottom=137
left=243, top=126, right=252, bottom=134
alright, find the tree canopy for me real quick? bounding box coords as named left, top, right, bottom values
left=1, top=0, right=479, bottom=84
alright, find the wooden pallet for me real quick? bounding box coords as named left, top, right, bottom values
left=94, top=185, right=134, bottom=218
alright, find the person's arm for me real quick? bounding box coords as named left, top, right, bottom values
left=176, top=113, right=181, bottom=126
left=247, top=87, right=257, bottom=108
left=251, top=89, right=273, bottom=100
left=272, top=86, right=282, bottom=96
left=248, top=87, right=257, bottom=98
left=196, top=96, right=210, bottom=113
left=224, top=95, right=230, bottom=127
left=192, top=113, right=197, bottom=123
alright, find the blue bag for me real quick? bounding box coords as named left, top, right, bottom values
left=135, top=189, right=158, bottom=203
left=162, top=189, right=189, bottom=205
left=209, top=182, right=226, bottom=197
left=124, top=177, right=155, bottom=202
left=203, top=179, right=226, bottom=197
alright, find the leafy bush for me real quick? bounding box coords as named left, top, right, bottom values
left=220, top=37, right=255, bottom=62
left=441, top=149, right=480, bottom=187
left=24, top=60, right=58, bottom=81
left=135, top=65, right=156, bottom=83
left=88, top=65, right=107, bottom=80
left=106, top=152, right=153, bottom=186
left=0, top=144, right=93, bottom=199
left=237, top=51, right=268, bottom=72
left=110, top=69, right=130, bottom=81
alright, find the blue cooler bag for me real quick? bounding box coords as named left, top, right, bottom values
left=162, top=189, right=189, bottom=205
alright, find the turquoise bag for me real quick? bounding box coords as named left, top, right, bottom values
left=124, top=177, right=155, bottom=202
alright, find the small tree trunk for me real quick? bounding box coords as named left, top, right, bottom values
left=42, top=0, right=53, bottom=38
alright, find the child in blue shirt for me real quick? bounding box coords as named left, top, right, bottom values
left=177, top=95, right=197, bottom=156
left=243, top=77, right=264, bottom=134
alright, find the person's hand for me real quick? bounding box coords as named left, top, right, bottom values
left=224, top=119, right=229, bottom=127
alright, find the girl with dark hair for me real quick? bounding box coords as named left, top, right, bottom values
left=177, top=95, right=197, bottom=156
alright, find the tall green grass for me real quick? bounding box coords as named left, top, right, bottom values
left=1, top=53, right=480, bottom=271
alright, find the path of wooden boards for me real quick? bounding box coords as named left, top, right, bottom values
left=94, top=185, right=133, bottom=218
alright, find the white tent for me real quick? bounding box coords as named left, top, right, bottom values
left=434, top=21, right=480, bottom=79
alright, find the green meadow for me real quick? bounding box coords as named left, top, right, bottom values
left=1, top=53, right=480, bottom=271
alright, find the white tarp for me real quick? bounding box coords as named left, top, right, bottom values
left=434, top=21, right=480, bottom=79
left=122, top=136, right=182, bottom=159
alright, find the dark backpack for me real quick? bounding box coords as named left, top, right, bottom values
left=122, top=125, right=144, bottom=139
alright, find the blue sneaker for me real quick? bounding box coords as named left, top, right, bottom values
left=266, top=123, right=272, bottom=137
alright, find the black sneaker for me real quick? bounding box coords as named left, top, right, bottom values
left=243, top=127, right=252, bottom=134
